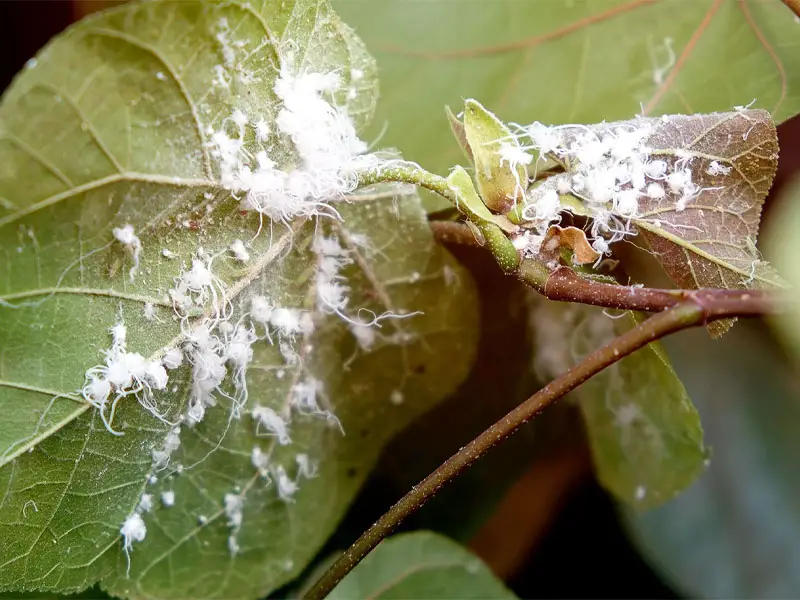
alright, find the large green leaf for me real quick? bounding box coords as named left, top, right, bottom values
left=0, top=2, right=478, bottom=598
left=624, top=324, right=800, bottom=598
left=530, top=300, right=706, bottom=508
left=335, top=0, right=800, bottom=211
left=327, top=531, right=517, bottom=599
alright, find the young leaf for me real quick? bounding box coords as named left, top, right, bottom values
left=530, top=300, right=706, bottom=509
left=462, top=99, right=529, bottom=213
left=326, top=531, right=517, bottom=599
left=446, top=166, right=520, bottom=273
left=0, top=2, right=479, bottom=598
left=445, top=105, right=473, bottom=163
left=335, top=0, right=800, bottom=211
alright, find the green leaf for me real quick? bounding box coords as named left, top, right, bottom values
left=530, top=301, right=706, bottom=508
left=0, top=2, right=479, bottom=598
left=462, top=99, right=528, bottom=213
left=623, top=324, right=800, bottom=598
left=765, top=177, right=800, bottom=356
left=334, top=0, right=800, bottom=211
left=327, top=531, right=517, bottom=599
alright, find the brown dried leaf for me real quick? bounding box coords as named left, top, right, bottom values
left=632, top=110, right=782, bottom=335
left=541, top=225, right=600, bottom=265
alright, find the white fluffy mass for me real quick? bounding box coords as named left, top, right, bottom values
left=210, top=61, right=377, bottom=223
left=511, top=115, right=725, bottom=255
left=81, top=321, right=170, bottom=435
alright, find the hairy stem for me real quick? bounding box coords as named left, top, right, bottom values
left=357, top=163, right=456, bottom=204
left=304, top=299, right=751, bottom=599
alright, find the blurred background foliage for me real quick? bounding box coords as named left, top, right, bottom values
left=3, top=1, right=800, bottom=598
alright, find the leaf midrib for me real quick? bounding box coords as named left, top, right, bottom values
left=0, top=173, right=215, bottom=230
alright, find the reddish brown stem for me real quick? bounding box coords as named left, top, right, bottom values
left=303, top=298, right=763, bottom=599
left=431, top=220, right=780, bottom=316
left=781, top=0, right=800, bottom=19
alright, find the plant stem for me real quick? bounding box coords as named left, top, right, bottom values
left=524, top=264, right=778, bottom=315
left=304, top=300, right=749, bottom=599
left=430, top=220, right=780, bottom=316
left=781, top=0, right=800, bottom=18
left=357, top=163, right=456, bottom=204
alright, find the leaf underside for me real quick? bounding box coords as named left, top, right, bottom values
left=0, top=2, right=479, bottom=599
left=632, top=110, right=780, bottom=336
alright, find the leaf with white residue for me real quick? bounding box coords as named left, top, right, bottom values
left=631, top=110, right=782, bottom=335
left=530, top=300, right=706, bottom=509
left=0, top=2, right=478, bottom=598
left=517, top=110, right=781, bottom=336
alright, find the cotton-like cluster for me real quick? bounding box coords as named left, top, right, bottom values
left=515, top=117, right=710, bottom=255
left=210, top=63, right=377, bottom=224
left=170, top=257, right=229, bottom=320
left=313, top=235, right=352, bottom=316
left=249, top=295, right=314, bottom=341
left=82, top=322, right=170, bottom=435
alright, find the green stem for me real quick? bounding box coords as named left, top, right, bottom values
left=357, top=163, right=456, bottom=204
left=304, top=302, right=716, bottom=599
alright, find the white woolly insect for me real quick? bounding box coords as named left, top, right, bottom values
left=313, top=234, right=354, bottom=318
left=82, top=321, right=171, bottom=435
left=151, top=426, right=181, bottom=470
left=143, top=303, right=158, bottom=321
left=161, top=347, right=184, bottom=370
left=269, top=307, right=313, bottom=339
left=171, top=257, right=229, bottom=325
left=120, top=512, right=146, bottom=574
left=289, top=377, right=342, bottom=431
left=229, top=239, right=250, bottom=262
left=644, top=159, right=668, bottom=179
left=252, top=405, right=291, bottom=445
left=209, top=57, right=378, bottom=226
left=498, top=141, right=533, bottom=199
left=250, top=295, right=273, bottom=324
left=274, top=465, right=299, bottom=502
left=138, top=493, right=153, bottom=513
left=112, top=225, right=142, bottom=282
left=646, top=182, right=666, bottom=200
left=706, top=160, right=732, bottom=176
left=223, top=323, right=257, bottom=415
left=349, top=322, right=377, bottom=351
left=295, top=453, right=317, bottom=479
left=224, top=493, right=244, bottom=555
left=522, top=188, right=561, bottom=224
left=251, top=445, right=270, bottom=477
left=183, top=321, right=229, bottom=426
